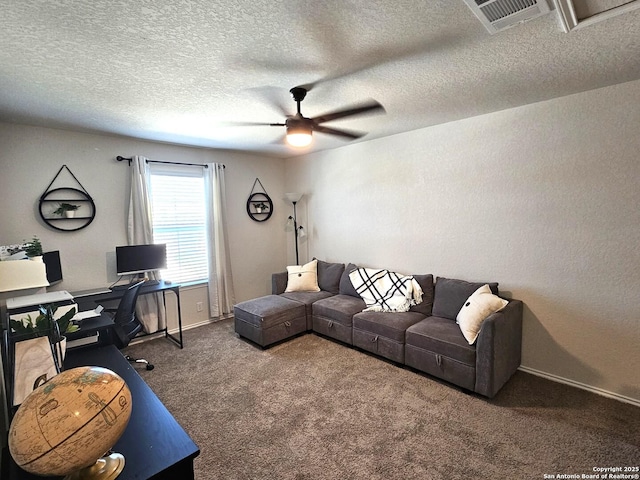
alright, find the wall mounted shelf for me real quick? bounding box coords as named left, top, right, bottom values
left=247, top=193, right=273, bottom=222
left=246, top=178, right=273, bottom=222
left=39, top=165, right=96, bottom=232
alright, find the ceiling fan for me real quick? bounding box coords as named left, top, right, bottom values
left=234, top=86, right=385, bottom=147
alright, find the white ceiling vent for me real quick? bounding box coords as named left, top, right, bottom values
left=463, top=0, right=552, bottom=34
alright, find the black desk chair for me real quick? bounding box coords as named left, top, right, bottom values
left=108, top=280, right=155, bottom=371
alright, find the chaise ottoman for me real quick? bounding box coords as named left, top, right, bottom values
left=234, top=295, right=306, bottom=348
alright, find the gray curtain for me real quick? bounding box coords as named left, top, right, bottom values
left=127, top=155, right=166, bottom=333
left=204, top=163, right=235, bottom=316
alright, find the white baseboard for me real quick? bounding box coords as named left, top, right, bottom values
left=167, top=314, right=232, bottom=335
left=518, top=366, right=640, bottom=407
left=130, top=316, right=231, bottom=346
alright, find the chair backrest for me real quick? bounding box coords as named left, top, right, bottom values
left=112, top=280, right=145, bottom=348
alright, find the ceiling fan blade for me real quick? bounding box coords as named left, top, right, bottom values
left=313, top=125, right=365, bottom=140
left=311, top=101, right=385, bottom=124
left=246, top=86, right=294, bottom=117
left=270, top=134, right=287, bottom=145
left=221, top=121, right=286, bottom=127
left=293, top=81, right=320, bottom=92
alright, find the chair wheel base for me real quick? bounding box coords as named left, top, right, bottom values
left=125, top=355, right=154, bottom=371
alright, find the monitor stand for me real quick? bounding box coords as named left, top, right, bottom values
left=111, top=275, right=160, bottom=291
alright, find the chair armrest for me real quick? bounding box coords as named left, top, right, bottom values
left=271, top=271, right=288, bottom=295
left=474, top=299, right=523, bottom=398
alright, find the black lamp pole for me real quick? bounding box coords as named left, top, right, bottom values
left=290, top=201, right=300, bottom=265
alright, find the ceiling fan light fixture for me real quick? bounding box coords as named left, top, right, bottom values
left=286, top=126, right=313, bottom=147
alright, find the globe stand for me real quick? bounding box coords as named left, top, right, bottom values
left=64, top=453, right=125, bottom=480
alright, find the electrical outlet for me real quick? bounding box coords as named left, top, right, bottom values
left=196, top=302, right=203, bottom=312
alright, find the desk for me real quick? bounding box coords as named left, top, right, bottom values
left=73, top=280, right=184, bottom=349
left=2, top=313, right=115, bottom=415
left=2, top=281, right=182, bottom=424
left=65, top=311, right=115, bottom=349
left=1, top=345, right=200, bottom=480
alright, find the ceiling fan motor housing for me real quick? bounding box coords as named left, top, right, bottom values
left=286, top=117, right=314, bottom=137
left=289, top=87, right=308, bottom=103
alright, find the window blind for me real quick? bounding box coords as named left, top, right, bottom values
left=149, top=164, right=207, bottom=284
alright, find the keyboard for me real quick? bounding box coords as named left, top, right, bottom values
left=110, top=284, right=130, bottom=291
left=111, top=279, right=160, bottom=291
left=72, top=288, right=111, bottom=298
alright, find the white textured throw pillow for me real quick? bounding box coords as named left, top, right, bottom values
left=456, top=284, right=508, bottom=345
left=285, top=259, right=320, bottom=292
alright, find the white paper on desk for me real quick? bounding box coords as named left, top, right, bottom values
left=72, top=305, right=104, bottom=321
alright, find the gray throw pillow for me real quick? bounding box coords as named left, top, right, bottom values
left=316, top=259, right=345, bottom=294
left=339, top=263, right=360, bottom=297
left=431, top=277, right=499, bottom=321
left=409, top=274, right=434, bottom=316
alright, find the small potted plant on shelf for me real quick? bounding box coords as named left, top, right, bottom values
left=255, top=202, right=268, bottom=214
left=53, top=202, right=81, bottom=218
left=23, top=236, right=43, bottom=260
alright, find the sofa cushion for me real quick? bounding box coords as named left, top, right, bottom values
left=281, top=290, right=334, bottom=321
left=281, top=290, right=334, bottom=307
left=409, top=274, right=434, bottom=316
left=338, top=263, right=360, bottom=298
left=353, top=311, right=425, bottom=342
left=316, top=259, right=345, bottom=294
left=312, top=294, right=365, bottom=326
left=285, top=259, right=320, bottom=292
left=405, top=316, right=476, bottom=366
left=431, top=277, right=499, bottom=321
left=456, top=284, right=508, bottom=345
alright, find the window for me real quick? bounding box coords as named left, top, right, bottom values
left=149, top=164, right=207, bottom=284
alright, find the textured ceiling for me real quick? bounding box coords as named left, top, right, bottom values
left=1, top=0, right=639, bottom=158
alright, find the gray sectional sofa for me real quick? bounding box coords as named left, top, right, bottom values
left=234, top=260, right=523, bottom=398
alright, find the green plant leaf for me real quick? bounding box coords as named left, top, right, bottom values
left=57, top=306, right=78, bottom=334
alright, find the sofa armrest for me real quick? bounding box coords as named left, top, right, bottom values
left=474, top=299, right=523, bottom=398
left=271, top=271, right=288, bottom=295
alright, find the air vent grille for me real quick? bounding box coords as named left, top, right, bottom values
left=479, top=0, right=537, bottom=22
left=463, top=0, right=551, bottom=34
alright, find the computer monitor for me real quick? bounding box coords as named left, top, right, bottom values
left=43, top=250, right=63, bottom=285
left=115, top=244, right=167, bottom=277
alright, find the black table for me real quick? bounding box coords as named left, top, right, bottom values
left=2, top=345, right=200, bottom=480
left=65, top=311, right=115, bottom=349
left=73, top=280, right=184, bottom=348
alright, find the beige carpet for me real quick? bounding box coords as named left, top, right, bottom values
left=124, top=319, right=640, bottom=480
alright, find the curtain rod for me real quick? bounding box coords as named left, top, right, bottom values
left=116, top=156, right=225, bottom=168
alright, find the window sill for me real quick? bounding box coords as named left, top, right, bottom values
left=172, top=280, right=208, bottom=289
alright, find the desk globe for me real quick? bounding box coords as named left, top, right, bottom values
left=9, top=366, right=132, bottom=480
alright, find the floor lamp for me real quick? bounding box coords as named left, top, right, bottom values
left=285, top=193, right=306, bottom=265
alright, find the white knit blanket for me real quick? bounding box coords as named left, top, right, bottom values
left=349, top=268, right=423, bottom=312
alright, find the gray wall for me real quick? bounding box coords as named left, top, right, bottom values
left=0, top=124, right=289, bottom=303
left=286, top=79, right=640, bottom=405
